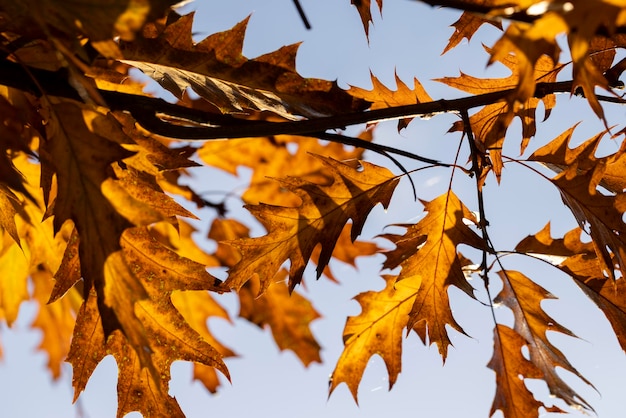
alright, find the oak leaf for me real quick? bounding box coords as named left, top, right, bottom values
left=31, top=269, right=80, bottom=379
left=381, top=190, right=485, bottom=359
left=199, top=134, right=368, bottom=208
left=41, top=100, right=160, bottom=369
left=121, top=13, right=365, bottom=118
left=208, top=217, right=324, bottom=365
left=516, top=224, right=626, bottom=353
left=485, top=0, right=626, bottom=119
left=225, top=156, right=399, bottom=292
left=351, top=0, right=383, bottom=37
left=68, top=226, right=228, bottom=418
left=488, top=324, right=557, bottom=418
left=171, top=289, right=235, bottom=393
left=239, top=270, right=322, bottom=366
left=529, top=128, right=626, bottom=280
left=0, top=0, right=176, bottom=59
left=442, top=7, right=502, bottom=54
left=329, top=275, right=412, bottom=401
left=347, top=72, right=432, bottom=130
left=438, top=46, right=562, bottom=179
left=493, top=270, right=592, bottom=414
left=0, top=231, right=29, bottom=325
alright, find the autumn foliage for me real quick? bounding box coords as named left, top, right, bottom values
left=0, top=0, right=626, bottom=417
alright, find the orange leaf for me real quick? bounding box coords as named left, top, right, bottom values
left=171, top=290, right=235, bottom=393
left=381, top=190, right=485, bottom=359
left=515, top=224, right=626, bottom=353
left=68, top=227, right=228, bottom=417
left=348, top=72, right=432, bottom=130
left=494, top=270, right=592, bottom=413
left=443, top=10, right=501, bottom=54
left=529, top=129, right=626, bottom=280
left=439, top=47, right=562, bottom=180
left=488, top=324, right=553, bottom=418
left=239, top=270, right=321, bottom=366
left=329, top=275, right=412, bottom=401
left=225, top=156, right=399, bottom=292
left=121, top=14, right=365, bottom=118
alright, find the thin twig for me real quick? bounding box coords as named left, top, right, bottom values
left=460, top=109, right=498, bottom=324
left=292, top=0, right=312, bottom=29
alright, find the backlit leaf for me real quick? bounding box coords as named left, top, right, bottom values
left=329, top=275, right=412, bottom=401
left=381, top=190, right=485, bottom=359
left=493, top=270, right=592, bottom=414
left=225, top=156, right=399, bottom=292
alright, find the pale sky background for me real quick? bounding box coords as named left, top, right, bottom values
left=1, top=1, right=626, bottom=417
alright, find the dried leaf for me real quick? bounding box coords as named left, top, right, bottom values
left=439, top=47, right=562, bottom=179
left=348, top=72, right=432, bottom=130
left=121, top=14, right=366, bottom=118
left=443, top=9, right=502, bottom=54
left=381, top=190, right=485, bottom=359
left=330, top=275, right=411, bottom=401
left=225, top=156, right=399, bottom=292
left=69, top=226, right=228, bottom=417
left=529, top=129, right=626, bottom=280
left=494, top=270, right=593, bottom=413
left=351, top=0, right=383, bottom=37
left=488, top=324, right=552, bottom=418
left=239, top=270, right=321, bottom=366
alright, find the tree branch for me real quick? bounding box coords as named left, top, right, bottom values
left=0, top=59, right=582, bottom=141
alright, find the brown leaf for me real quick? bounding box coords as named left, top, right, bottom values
left=225, top=156, right=399, bottom=292
left=120, top=14, right=366, bottom=118
left=69, top=226, right=228, bottom=417
left=443, top=10, right=502, bottom=54
left=351, top=0, right=383, bottom=37
left=41, top=99, right=153, bottom=368
left=515, top=224, right=626, bottom=353
left=2, top=0, right=177, bottom=59
left=381, top=190, right=485, bottom=359
left=488, top=324, right=553, bottom=418
left=530, top=125, right=626, bottom=194
left=494, top=270, right=593, bottom=413
left=439, top=47, right=562, bottom=180
left=529, top=129, right=626, bottom=280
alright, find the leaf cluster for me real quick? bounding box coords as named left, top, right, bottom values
left=0, top=1, right=625, bottom=417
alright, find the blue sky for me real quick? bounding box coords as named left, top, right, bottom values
left=1, top=1, right=625, bottom=417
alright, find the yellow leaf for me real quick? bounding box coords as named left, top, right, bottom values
left=31, top=269, right=79, bottom=379
left=0, top=232, right=29, bottom=325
